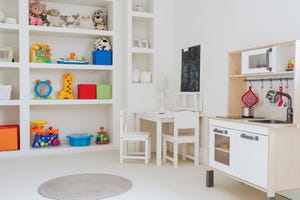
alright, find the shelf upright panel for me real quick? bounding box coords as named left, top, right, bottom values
left=18, top=0, right=30, bottom=152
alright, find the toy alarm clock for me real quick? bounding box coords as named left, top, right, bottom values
left=34, top=80, right=53, bottom=99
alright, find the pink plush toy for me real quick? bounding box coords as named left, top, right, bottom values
left=29, top=0, right=46, bottom=26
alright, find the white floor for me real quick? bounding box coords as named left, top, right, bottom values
left=0, top=150, right=268, bottom=200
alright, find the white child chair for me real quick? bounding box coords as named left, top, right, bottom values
left=120, top=109, right=151, bottom=164
left=162, top=111, right=199, bottom=167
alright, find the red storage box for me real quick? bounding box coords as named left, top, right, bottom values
left=77, top=84, right=96, bottom=99
left=0, top=125, right=19, bottom=151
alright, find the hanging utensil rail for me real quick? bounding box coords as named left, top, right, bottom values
left=244, top=77, right=293, bottom=83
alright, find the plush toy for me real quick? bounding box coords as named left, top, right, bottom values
left=93, top=37, right=111, bottom=50
left=41, top=13, right=50, bottom=26
left=60, top=14, right=80, bottom=28
left=47, top=9, right=63, bottom=27
left=92, top=10, right=108, bottom=31
left=29, top=0, right=47, bottom=26
left=78, top=16, right=94, bottom=29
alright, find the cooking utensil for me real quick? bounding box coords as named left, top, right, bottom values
left=242, top=107, right=254, bottom=118
left=241, top=86, right=259, bottom=108
left=277, top=86, right=283, bottom=107
left=265, top=89, right=279, bottom=103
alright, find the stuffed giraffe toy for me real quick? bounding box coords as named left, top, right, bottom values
left=57, top=73, right=74, bottom=99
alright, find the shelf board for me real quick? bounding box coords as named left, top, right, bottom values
left=215, top=147, right=230, bottom=153
left=0, top=23, right=20, bottom=32
left=131, top=11, right=154, bottom=19
left=29, top=99, right=113, bottom=106
left=228, top=71, right=294, bottom=78
left=29, top=63, right=113, bottom=71
left=45, top=0, right=113, bottom=7
left=0, top=62, right=19, bottom=68
left=29, top=26, right=113, bottom=38
left=0, top=100, right=20, bottom=106
left=28, top=143, right=114, bottom=155
left=132, top=48, right=154, bottom=54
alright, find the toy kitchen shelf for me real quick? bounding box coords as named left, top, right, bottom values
left=227, top=40, right=300, bottom=123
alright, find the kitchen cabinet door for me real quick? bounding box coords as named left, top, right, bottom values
left=209, top=125, right=234, bottom=175
left=231, top=130, right=268, bottom=189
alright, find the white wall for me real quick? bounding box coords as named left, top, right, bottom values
left=172, top=0, right=300, bottom=163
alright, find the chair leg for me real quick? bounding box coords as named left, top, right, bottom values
left=194, top=141, right=199, bottom=166
left=149, top=138, right=151, bottom=159
left=182, top=143, right=187, bottom=160
left=145, top=139, right=149, bottom=164
left=120, top=139, right=124, bottom=163
left=163, top=137, right=167, bottom=162
left=174, top=141, right=178, bottom=168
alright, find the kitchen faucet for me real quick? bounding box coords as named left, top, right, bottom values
left=272, top=92, right=293, bottom=123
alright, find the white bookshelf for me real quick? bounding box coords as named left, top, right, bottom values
left=0, top=0, right=118, bottom=156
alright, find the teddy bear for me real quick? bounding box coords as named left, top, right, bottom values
left=29, top=0, right=47, bottom=26
left=60, top=14, right=80, bottom=28
left=78, top=16, right=94, bottom=29
left=47, top=9, right=63, bottom=27
left=92, top=10, right=108, bottom=31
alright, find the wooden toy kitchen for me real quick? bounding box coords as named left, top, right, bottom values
left=206, top=40, right=300, bottom=200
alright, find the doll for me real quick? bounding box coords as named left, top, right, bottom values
left=29, top=0, right=46, bottom=26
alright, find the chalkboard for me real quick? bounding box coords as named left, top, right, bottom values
left=180, top=45, right=200, bottom=92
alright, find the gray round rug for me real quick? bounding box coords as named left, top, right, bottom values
left=38, top=173, right=132, bottom=200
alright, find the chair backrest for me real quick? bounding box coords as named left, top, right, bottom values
left=174, top=111, right=199, bottom=137
left=120, top=109, right=127, bottom=137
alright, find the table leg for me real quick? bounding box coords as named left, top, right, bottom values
left=156, top=120, right=162, bottom=166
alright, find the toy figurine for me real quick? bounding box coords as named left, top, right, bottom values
left=30, top=120, right=60, bottom=148
left=29, top=0, right=47, bottom=26
left=57, top=52, right=89, bottom=64
left=95, top=126, right=109, bottom=144
left=57, top=73, right=75, bottom=99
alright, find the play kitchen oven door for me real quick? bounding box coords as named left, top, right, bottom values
left=209, top=126, right=232, bottom=174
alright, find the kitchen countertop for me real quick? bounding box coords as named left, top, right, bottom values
left=210, top=116, right=296, bottom=128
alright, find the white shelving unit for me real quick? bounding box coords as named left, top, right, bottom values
left=0, top=0, right=119, bottom=157
left=128, top=0, right=154, bottom=84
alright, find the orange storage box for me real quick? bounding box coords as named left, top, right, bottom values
left=0, top=125, right=19, bottom=151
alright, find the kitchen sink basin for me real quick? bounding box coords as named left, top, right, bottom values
left=248, top=119, right=292, bottom=124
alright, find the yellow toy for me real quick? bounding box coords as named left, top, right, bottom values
left=57, top=73, right=74, bottom=99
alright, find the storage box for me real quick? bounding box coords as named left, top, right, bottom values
left=97, top=84, right=112, bottom=99
left=77, top=84, right=96, bottom=99
left=0, top=125, right=19, bottom=151
left=66, top=134, right=93, bottom=147
left=0, top=85, right=12, bottom=100
left=92, top=50, right=112, bottom=65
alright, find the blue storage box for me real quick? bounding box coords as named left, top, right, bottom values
left=66, top=134, right=93, bottom=147
left=92, top=50, right=112, bottom=65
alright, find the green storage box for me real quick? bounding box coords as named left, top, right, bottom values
left=97, top=84, right=112, bottom=99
